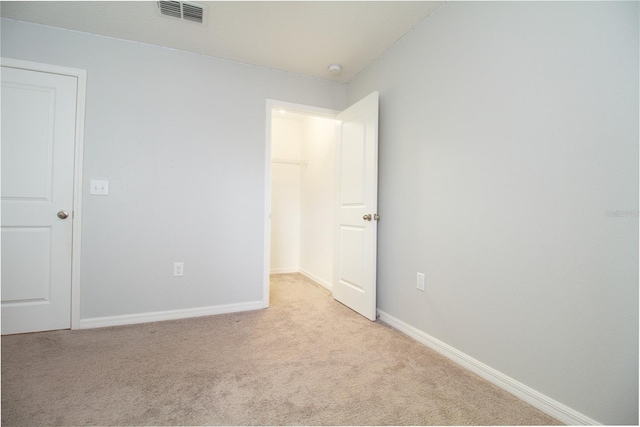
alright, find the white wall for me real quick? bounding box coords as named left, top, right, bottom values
left=299, top=116, right=336, bottom=288
left=1, top=19, right=346, bottom=322
left=348, top=2, right=638, bottom=425
left=270, top=117, right=302, bottom=273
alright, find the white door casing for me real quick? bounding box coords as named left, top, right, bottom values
left=1, top=59, right=86, bottom=334
left=332, top=92, right=379, bottom=320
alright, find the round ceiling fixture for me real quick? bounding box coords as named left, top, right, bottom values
left=328, top=64, right=342, bottom=75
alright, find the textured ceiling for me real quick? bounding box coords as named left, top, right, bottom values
left=0, top=1, right=445, bottom=83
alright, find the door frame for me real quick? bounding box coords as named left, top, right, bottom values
left=263, top=99, right=339, bottom=307
left=1, top=58, right=87, bottom=330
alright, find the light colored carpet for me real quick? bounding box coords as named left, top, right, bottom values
left=1, top=273, right=561, bottom=426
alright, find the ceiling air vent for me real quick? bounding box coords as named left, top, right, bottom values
left=157, top=1, right=208, bottom=25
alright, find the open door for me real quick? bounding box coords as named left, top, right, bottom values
left=332, top=92, right=379, bottom=320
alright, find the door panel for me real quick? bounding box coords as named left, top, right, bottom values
left=333, top=92, right=379, bottom=320
left=1, top=82, right=55, bottom=199
left=339, top=120, right=366, bottom=206
left=1, top=227, right=52, bottom=302
left=338, top=226, right=365, bottom=291
left=1, top=66, right=77, bottom=335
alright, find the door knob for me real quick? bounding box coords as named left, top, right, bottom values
left=57, top=210, right=69, bottom=220
left=363, top=214, right=372, bottom=221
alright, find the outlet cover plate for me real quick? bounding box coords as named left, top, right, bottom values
left=173, top=262, right=184, bottom=277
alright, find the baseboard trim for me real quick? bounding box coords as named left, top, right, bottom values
left=376, top=310, right=600, bottom=426
left=81, top=301, right=266, bottom=329
left=270, top=267, right=299, bottom=274
left=299, top=268, right=333, bottom=291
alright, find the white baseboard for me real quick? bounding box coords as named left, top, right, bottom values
left=299, top=268, right=333, bottom=291
left=376, top=310, right=600, bottom=426
left=80, top=300, right=266, bottom=329
left=270, top=267, right=299, bottom=274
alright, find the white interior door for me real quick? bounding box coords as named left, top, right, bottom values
left=332, top=92, right=379, bottom=320
left=1, top=65, right=78, bottom=335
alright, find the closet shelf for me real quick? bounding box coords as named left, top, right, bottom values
left=272, top=158, right=307, bottom=166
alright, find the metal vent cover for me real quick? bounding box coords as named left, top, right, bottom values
left=157, top=1, right=208, bottom=25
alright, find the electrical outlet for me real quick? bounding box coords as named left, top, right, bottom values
left=173, top=262, right=184, bottom=277
left=417, top=272, right=425, bottom=291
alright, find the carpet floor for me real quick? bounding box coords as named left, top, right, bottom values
left=1, top=273, right=561, bottom=426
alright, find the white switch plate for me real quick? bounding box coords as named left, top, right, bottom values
left=90, top=179, right=109, bottom=195
left=417, top=272, right=425, bottom=291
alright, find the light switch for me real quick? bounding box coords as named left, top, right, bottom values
left=90, top=180, right=109, bottom=195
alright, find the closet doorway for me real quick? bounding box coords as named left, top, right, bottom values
left=264, top=92, right=380, bottom=320
left=265, top=101, right=338, bottom=294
